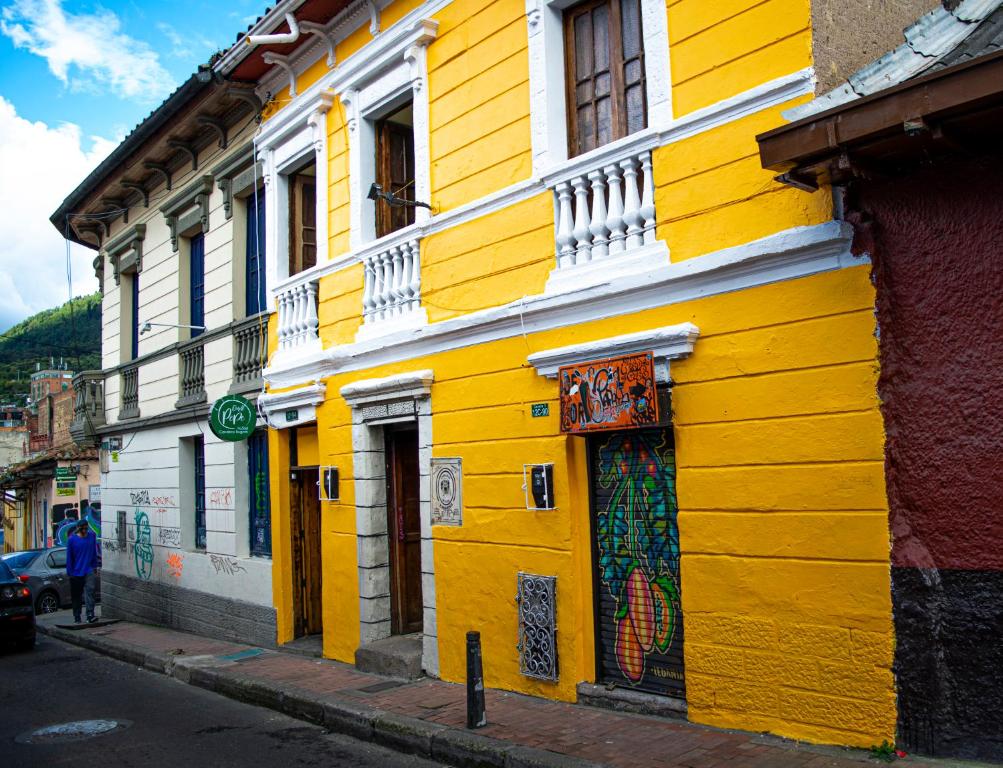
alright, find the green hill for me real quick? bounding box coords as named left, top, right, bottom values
left=0, top=294, right=102, bottom=404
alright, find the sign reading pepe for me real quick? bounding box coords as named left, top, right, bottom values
left=558, top=351, right=658, bottom=434
left=209, top=395, right=257, bottom=442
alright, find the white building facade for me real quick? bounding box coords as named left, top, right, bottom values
left=57, top=80, right=277, bottom=645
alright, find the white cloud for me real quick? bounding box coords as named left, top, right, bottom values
left=1, top=0, right=175, bottom=102
left=156, top=21, right=219, bottom=61
left=0, top=95, right=113, bottom=331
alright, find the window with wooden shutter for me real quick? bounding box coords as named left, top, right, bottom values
left=288, top=166, right=317, bottom=277
left=375, top=102, right=416, bottom=238
left=564, top=0, right=647, bottom=158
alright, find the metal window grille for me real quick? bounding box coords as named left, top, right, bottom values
left=517, top=572, right=558, bottom=681
left=194, top=435, right=206, bottom=549
left=117, top=510, right=126, bottom=549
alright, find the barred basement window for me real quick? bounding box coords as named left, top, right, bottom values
left=517, top=572, right=558, bottom=681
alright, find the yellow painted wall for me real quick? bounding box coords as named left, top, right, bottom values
left=668, top=0, right=813, bottom=116
left=263, top=0, right=894, bottom=751
left=306, top=265, right=892, bottom=747
left=428, top=0, right=532, bottom=213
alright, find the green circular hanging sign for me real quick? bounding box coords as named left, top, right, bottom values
left=209, top=395, right=256, bottom=441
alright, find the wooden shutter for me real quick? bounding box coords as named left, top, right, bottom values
left=564, top=0, right=647, bottom=158
left=288, top=173, right=317, bottom=276
left=189, top=232, right=205, bottom=336
left=375, top=119, right=416, bottom=238
left=245, top=187, right=266, bottom=315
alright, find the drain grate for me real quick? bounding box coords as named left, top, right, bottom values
left=16, top=719, right=131, bottom=744
left=356, top=680, right=404, bottom=694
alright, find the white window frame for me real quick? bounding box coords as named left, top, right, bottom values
left=340, top=20, right=437, bottom=251
left=525, top=0, right=672, bottom=176
left=254, top=16, right=438, bottom=301
left=255, top=90, right=335, bottom=299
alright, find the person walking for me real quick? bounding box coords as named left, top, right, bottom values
left=66, top=519, right=98, bottom=624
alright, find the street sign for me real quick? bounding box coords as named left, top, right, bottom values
left=209, top=395, right=257, bottom=441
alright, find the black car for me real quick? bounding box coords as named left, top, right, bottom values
left=0, top=558, right=35, bottom=650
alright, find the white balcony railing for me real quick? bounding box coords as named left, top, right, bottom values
left=276, top=278, right=320, bottom=351
left=362, top=238, right=421, bottom=324
left=355, top=232, right=426, bottom=342
left=551, top=148, right=656, bottom=269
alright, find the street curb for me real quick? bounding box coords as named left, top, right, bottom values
left=39, top=624, right=609, bottom=768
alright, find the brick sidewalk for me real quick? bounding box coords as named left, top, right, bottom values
left=36, top=616, right=979, bottom=768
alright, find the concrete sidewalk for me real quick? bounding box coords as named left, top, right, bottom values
left=34, top=614, right=986, bottom=768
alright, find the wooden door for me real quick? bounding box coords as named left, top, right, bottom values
left=290, top=466, right=323, bottom=637
left=386, top=428, right=423, bottom=634
left=590, top=428, right=685, bottom=698
left=375, top=119, right=415, bottom=238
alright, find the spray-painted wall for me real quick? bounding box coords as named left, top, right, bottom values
left=852, top=152, right=1003, bottom=762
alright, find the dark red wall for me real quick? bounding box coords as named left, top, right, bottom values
left=851, top=151, right=1003, bottom=760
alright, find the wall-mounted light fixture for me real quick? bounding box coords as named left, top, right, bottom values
left=367, top=183, right=434, bottom=213
left=140, top=321, right=206, bottom=335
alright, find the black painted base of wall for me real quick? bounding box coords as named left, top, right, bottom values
left=101, top=570, right=278, bottom=649
left=893, top=567, right=1003, bottom=761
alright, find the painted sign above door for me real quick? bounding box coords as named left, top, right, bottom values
left=558, top=352, right=658, bottom=434
left=209, top=394, right=256, bottom=441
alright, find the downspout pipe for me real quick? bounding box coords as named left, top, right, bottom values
left=246, top=13, right=301, bottom=46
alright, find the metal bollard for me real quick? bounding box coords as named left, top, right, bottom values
left=466, top=630, right=487, bottom=728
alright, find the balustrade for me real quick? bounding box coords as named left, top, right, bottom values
left=69, top=371, right=105, bottom=447
left=232, top=315, right=269, bottom=388
left=551, top=148, right=656, bottom=269
left=176, top=340, right=206, bottom=408
left=360, top=239, right=422, bottom=326
left=276, top=279, right=320, bottom=351
left=120, top=366, right=139, bottom=419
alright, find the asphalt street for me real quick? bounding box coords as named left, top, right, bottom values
left=0, top=629, right=445, bottom=768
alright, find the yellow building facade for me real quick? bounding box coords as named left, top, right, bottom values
left=238, top=0, right=894, bottom=749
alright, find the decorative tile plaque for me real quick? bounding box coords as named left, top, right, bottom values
left=431, top=457, right=462, bottom=526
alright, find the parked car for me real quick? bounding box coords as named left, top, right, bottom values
left=1, top=547, right=101, bottom=614
left=0, top=558, right=34, bottom=650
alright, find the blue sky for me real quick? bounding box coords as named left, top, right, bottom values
left=0, top=0, right=265, bottom=330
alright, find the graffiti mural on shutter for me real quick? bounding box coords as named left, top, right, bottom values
left=591, top=427, right=685, bottom=697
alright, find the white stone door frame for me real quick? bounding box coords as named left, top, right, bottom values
left=340, top=370, right=438, bottom=676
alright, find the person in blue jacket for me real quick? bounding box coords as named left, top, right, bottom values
left=66, top=519, right=98, bottom=624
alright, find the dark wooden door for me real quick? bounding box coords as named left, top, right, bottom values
left=375, top=119, right=415, bottom=237
left=386, top=428, right=423, bottom=634
left=290, top=466, right=323, bottom=637
left=590, top=428, right=685, bottom=698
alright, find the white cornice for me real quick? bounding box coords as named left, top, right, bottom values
left=258, top=382, right=326, bottom=428
left=265, top=220, right=864, bottom=389
left=258, top=67, right=815, bottom=295
left=254, top=3, right=446, bottom=107
left=527, top=323, right=699, bottom=381
left=340, top=369, right=434, bottom=407
left=258, top=383, right=326, bottom=410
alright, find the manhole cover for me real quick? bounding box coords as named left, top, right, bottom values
left=16, top=719, right=131, bottom=744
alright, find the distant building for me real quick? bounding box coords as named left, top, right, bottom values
left=1, top=367, right=100, bottom=554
